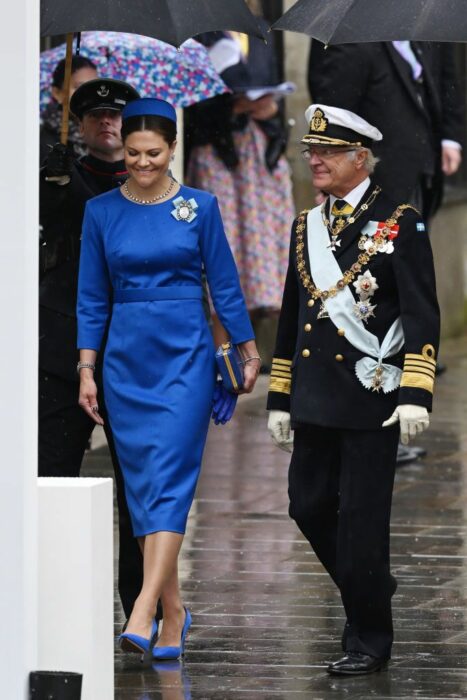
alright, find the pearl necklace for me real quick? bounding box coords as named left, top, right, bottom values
left=124, top=178, right=175, bottom=204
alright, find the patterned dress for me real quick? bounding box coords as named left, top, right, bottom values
left=186, top=120, right=295, bottom=311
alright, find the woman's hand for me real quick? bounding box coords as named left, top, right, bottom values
left=232, top=95, right=255, bottom=116
left=249, top=95, right=278, bottom=121
left=78, top=370, right=104, bottom=425
left=237, top=340, right=261, bottom=394
left=242, top=357, right=261, bottom=393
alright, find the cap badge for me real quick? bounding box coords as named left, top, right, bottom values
left=310, top=108, right=328, bottom=133
left=97, top=85, right=110, bottom=98
left=171, top=196, right=198, bottom=223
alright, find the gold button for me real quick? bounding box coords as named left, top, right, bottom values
left=302, top=349, right=311, bottom=358
left=307, top=299, right=315, bottom=307
left=304, top=323, right=312, bottom=332
left=335, top=354, right=344, bottom=362
left=337, top=328, right=345, bottom=337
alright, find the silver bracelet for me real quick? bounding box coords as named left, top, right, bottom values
left=77, top=361, right=96, bottom=374
left=242, top=355, right=262, bottom=364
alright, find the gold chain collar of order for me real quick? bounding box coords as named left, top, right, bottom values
left=295, top=204, right=416, bottom=303
left=322, top=186, right=381, bottom=237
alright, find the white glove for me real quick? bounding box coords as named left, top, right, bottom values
left=382, top=404, right=430, bottom=445
left=268, top=410, right=294, bottom=453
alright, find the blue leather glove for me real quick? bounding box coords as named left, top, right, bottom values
left=212, top=380, right=238, bottom=425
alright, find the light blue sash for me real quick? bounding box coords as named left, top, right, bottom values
left=306, top=206, right=404, bottom=393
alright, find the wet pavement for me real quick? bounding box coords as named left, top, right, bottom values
left=82, top=335, right=467, bottom=699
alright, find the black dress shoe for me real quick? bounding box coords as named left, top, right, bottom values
left=409, top=445, right=427, bottom=458
left=327, top=652, right=388, bottom=676
left=396, top=443, right=422, bottom=466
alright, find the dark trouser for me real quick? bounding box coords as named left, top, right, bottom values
left=288, top=424, right=399, bottom=660
left=38, top=369, right=143, bottom=619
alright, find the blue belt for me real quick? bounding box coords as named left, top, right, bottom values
left=113, top=287, right=203, bottom=302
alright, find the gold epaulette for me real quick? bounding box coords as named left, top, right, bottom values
left=400, top=344, right=436, bottom=394
left=269, top=357, right=292, bottom=395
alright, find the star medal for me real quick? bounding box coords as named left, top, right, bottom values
left=353, top=300, right=376, bottom=323
left=352, top=270, right=378, bottom=323
left=371, top=365, right=384, bottom=392
left=171, top=196, right=198, bottom=223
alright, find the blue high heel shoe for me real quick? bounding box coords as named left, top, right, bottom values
left=119, top=617, right=159, bottom=655
left=152, top=607, right=192, bottom=661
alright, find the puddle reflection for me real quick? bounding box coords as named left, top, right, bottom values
left=144, top=660, right=191, bottom=700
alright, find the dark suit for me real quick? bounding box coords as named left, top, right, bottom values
left=267, top=183, right=440, bottom=658
left=308, top=42, right=464, bottom=218
left=39, top=155, right=143, bottom=619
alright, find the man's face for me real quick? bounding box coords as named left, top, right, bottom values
left=303, top=146, right=367, bottom=196
left=79, top=108, right=123, bottom=158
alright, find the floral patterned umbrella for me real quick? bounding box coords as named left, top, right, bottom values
left=40, top=31, right=229, bottom=114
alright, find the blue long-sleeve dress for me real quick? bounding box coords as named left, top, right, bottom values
left=77, top=185, right=254, bottom=537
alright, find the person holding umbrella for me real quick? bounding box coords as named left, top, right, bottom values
left=76, top=98, right=260, bottom=658
left=40, top=55, right=97, bottom=162
left=267, top=104, right=440, bottom=675
left=39, top=78, right=144, bottom=624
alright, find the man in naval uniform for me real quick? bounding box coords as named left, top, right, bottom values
left=267, top=104, right=440, bottom=675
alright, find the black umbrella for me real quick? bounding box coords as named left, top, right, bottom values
left=41, top=0, right=265, bottom=47
left=272, top=0, right=467, bottom=44
left=40, top=0, right=264, bottom=145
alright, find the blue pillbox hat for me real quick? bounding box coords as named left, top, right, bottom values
left=122, top=98, right=177, bottom=123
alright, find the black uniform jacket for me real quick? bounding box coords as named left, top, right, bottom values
left=39, top=155, right=127, bottom=381
left=267, top=184, right=440, bottom=430
left=308, top=41, right=464, bottom=213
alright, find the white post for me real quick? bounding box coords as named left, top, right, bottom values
left=38, top=478, right=114, bottom=700
left=0, top=0, right=39, bottom=697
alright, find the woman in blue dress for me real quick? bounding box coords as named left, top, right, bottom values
left=76, top=98, right=260, bottom=659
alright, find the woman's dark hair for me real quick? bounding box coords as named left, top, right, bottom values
left=52, top=56, right=97, bottom=89
left=121, top=115, right=177, bottom=146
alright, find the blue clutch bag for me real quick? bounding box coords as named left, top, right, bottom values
left=215, top=343, right=244, bottom=393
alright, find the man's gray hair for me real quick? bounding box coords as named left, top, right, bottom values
left=348, top=148, right=380, bottom=174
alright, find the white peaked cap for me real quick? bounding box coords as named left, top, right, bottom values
left=302, top=104, right=383, bottom=146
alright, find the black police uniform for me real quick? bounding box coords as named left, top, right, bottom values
left=267, top=183, right=440, bottom=660
left=39, top=80, right=142, bottom=618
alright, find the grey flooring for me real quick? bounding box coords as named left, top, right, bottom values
left=82, top=335, right=467, bottom=699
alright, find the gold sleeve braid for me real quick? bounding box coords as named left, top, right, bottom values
left=400, top=344, right=436, bottom=394
left=269, top=358, right=292, bottom=395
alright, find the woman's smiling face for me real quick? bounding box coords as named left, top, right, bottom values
left=124, top=130, right=176, bottom=191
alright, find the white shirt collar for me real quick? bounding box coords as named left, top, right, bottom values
left=329, top=177, right=371, bottom=220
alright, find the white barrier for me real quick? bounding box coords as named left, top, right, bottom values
left=38, top=478, right=114, bottom=700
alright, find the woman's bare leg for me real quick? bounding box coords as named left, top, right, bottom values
left=124, top=531, right=183, bottom=640
left=155, top=562, right=186, bottom=647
